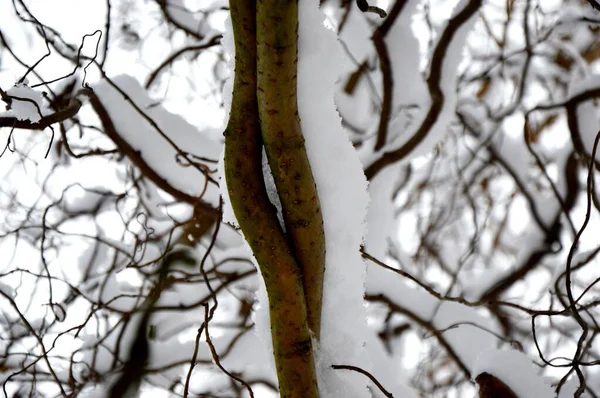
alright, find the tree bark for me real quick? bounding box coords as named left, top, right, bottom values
left=256, top=0, right=326, bottom=340
left=223, top=1, right=320, bottom=396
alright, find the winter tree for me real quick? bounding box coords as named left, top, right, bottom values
left=1, top=0, right=600, bottom=397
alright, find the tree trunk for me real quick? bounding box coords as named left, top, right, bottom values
left=223, top=1, right=321, bottom=396
left=256, top=0, right=326, bottom=340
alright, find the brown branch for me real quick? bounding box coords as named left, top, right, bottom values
left=476, top=373, right=518, bottom=398
left=331, top=364, right=393, bottom=397
left=565, top=88, right=600, bottom=167
left=0, top=89, right=89, bottom=130
left=145, top=35, right=222, bottom=89
left=479, top=152, right=579, bottom=302
left=585, top=0, right=600, bottom=11
left=156, top=0, right=206, bottom=40
left=365, top=293, right=472, bottom=380
left=356, top=0, right=387, bottom=18
left=365, top=0, right=482, bottom=180
left=87, top=90, right=219, bottom=224
left=371, top=0, right=408, bottom=150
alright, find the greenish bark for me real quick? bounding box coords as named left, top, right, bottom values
left=223, top=1, right=319, bottom=397
left=256, top=0, right=326, bottom=339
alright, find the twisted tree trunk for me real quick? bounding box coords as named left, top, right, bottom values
left=256, top=0, right=326, bottom=340
left=223, top=1, right=324, bottom=396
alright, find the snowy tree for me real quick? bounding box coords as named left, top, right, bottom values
left=1, top=0, right=600, bottom=397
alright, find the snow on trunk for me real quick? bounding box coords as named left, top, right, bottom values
left=298, top=1, right=413, bottom=396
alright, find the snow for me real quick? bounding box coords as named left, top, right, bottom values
left=162, top=0, right=209, bottom=38
left=50, top=303, right=66, bottom=322
left=218, top=1, right=407, bottom=395
left=568, top=73, right=600, bottom=99
left=473, top=348, right=555, bottom=398
left=3, top=83, right=47, bottom=122
left=252, top=275, right=278, bottom=377
left=98, top=272, right=141, bottom=312
left=298, top=1, right=402, bottom=396
left=365, top=165, right=402, bottom=259
left=385, top=0, right=427, bottom=146
left=413, top=0, right=479, bottom=158
left=362, top=0, right=479, bottom=166
left=334, top=6, right=379, bottom=132
left=76, top=385, right=108, bottom=398
left=217, top=2, right=431, bottom=395
left=2, top=1, right=581, bottom=397
left=262, top=148, right=285, bottom=229
left=218, top=150, right=237, bottom=227
left=217, top=14, right=237, bottom=227
left=62, top=184, right=108, bottom=213
left=92, top=75, right=221, bottom=203
left=367, top=261, right=498, bottom=370
left=357, top=0, right=427, bottom=166
left=0, top=282, right=15, bottom=298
